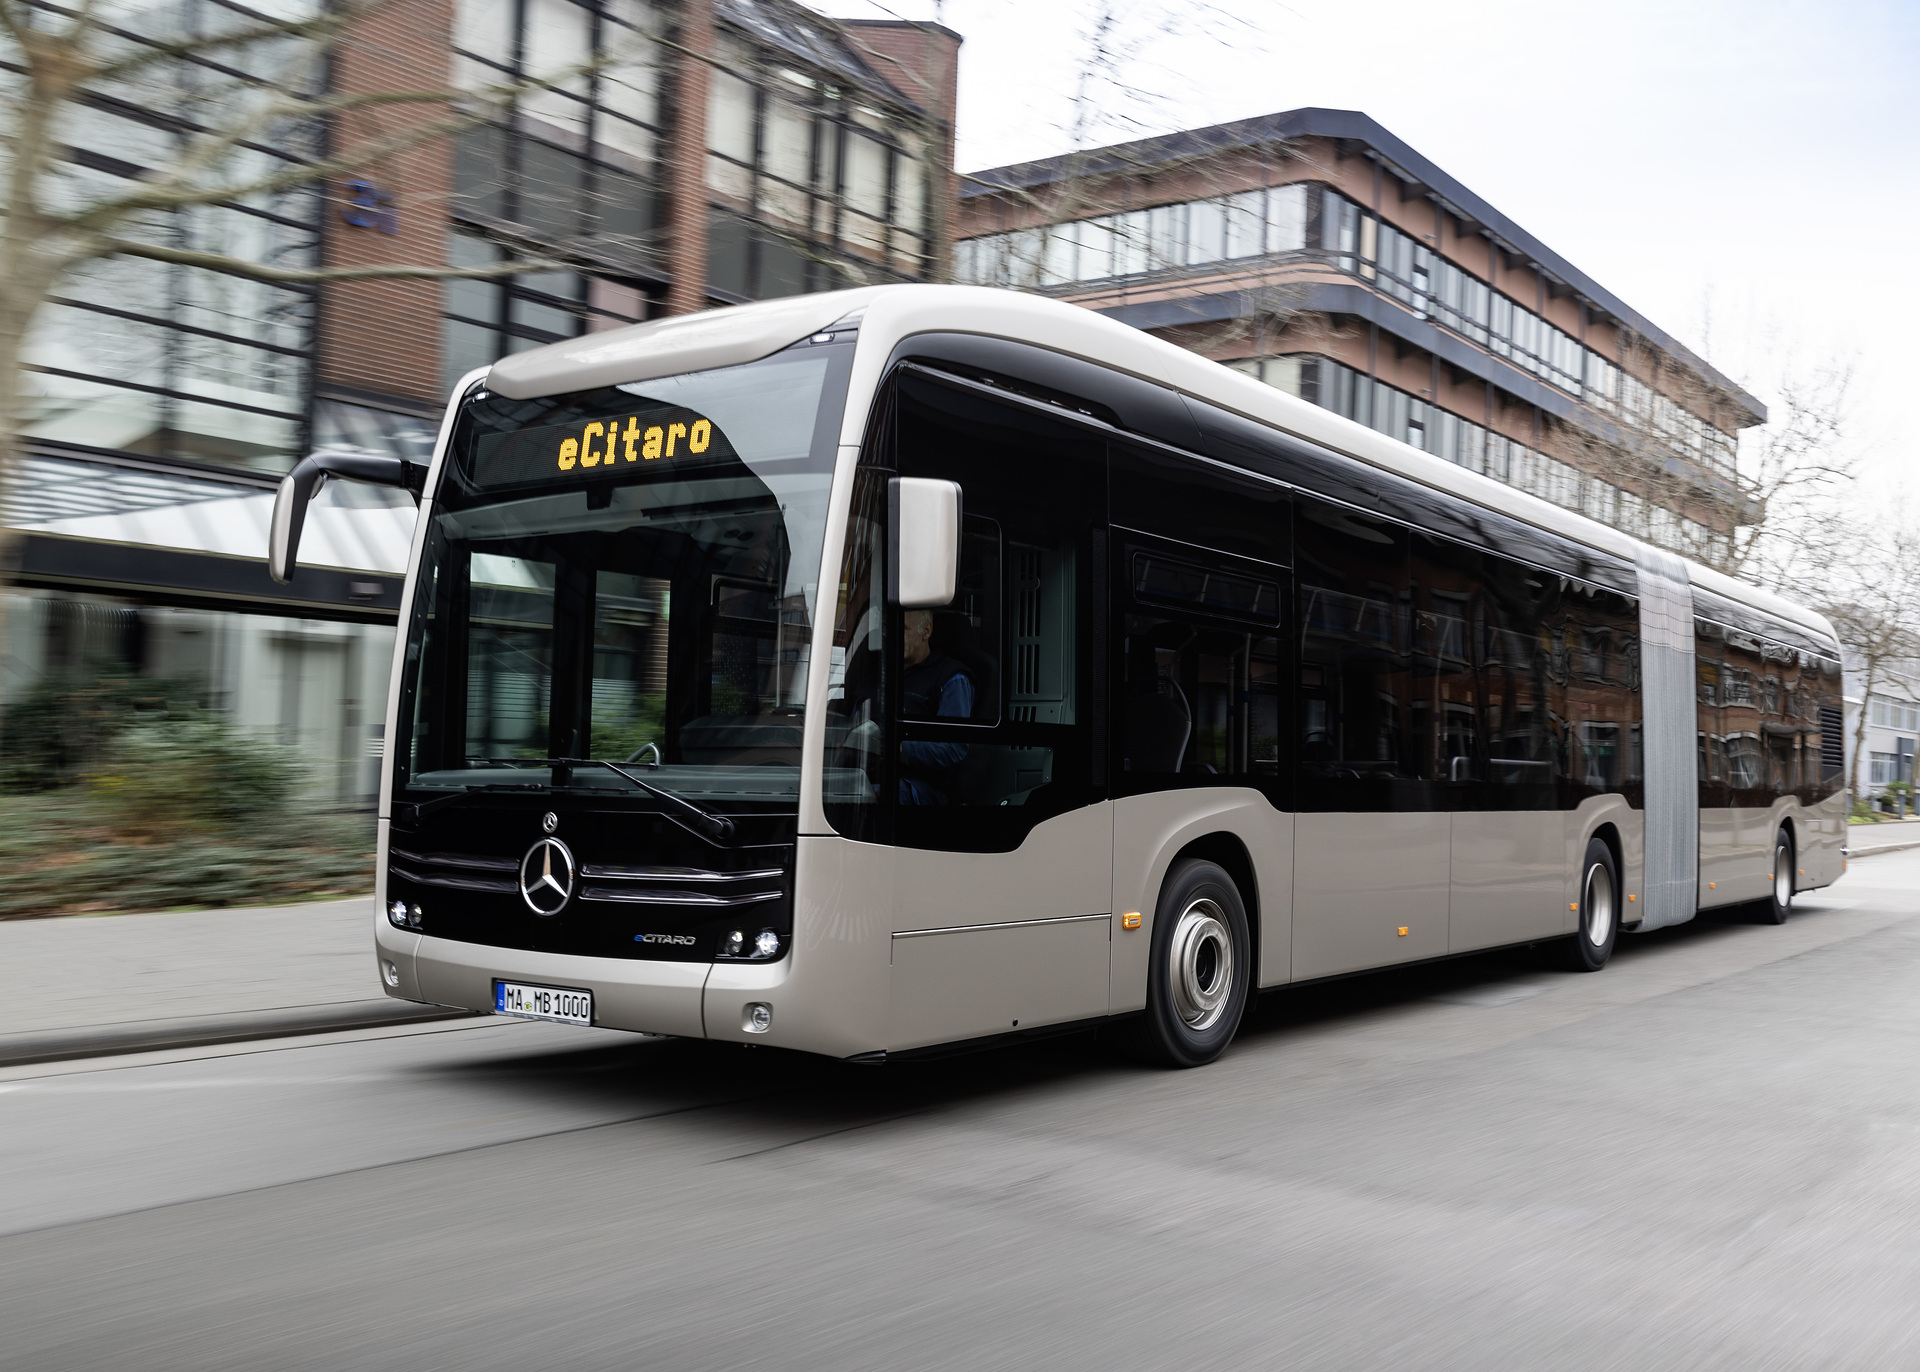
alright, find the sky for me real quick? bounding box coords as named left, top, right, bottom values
left=818, top=0, right=1919, bottom=508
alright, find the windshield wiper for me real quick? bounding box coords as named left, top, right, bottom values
left=399, top=760, right=740, bottom=843
left=551, top=757, right=737, bottom=843
left=394, top=782, right=549, bottom=826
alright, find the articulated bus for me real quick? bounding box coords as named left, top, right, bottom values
left=271, top=285, right=1847, bottom=1067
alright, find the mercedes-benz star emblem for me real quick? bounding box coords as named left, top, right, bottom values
left=541, top=811, right=559, bottom=834
left=519, top=837, right=575, bottom=916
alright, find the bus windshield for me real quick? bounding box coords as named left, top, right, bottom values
left=392, top=338, right=852, bottom=810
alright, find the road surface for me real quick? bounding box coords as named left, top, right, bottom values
left=4, top=850, right=1919, bottom=1369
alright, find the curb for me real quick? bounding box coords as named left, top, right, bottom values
left=0, top=1000, right=480, bottom=1069
left=1850, top=840, right=1920, bottom=858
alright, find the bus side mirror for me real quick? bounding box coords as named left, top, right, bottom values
left=269, top=452, right=425, bottom=584
left=887, top=477, right=962, bottom=608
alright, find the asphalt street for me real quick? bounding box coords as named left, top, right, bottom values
left=5, top=850, right=1920, bottom=1370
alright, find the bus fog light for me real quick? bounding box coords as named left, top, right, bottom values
left=744, top=1002, right=772, bottom=1033
left=754, top=929, right=782, bottom=959
left=381, top=960, right=400, bottom=987
left=388, top=901, right=408, bottom=928
left=721, top=929, right=745, bottom=958
left=409, top=904, right=425, bottom=929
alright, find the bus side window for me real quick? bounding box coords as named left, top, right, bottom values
left=1118, top=543, right=1282, bottom=789
left=1473, top=552, right=1561, bottom=808
left=1294, top=498, right=1416, bottom=813
left=871, top=369, right=1103, bottom=852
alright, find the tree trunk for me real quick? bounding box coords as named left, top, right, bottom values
left=1851, top=655, right=1879, bottom=808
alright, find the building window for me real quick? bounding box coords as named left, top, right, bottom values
left=702, top=38, right=935, bottom=295
left=23, top=50, right=319, bottom=475
left=1229, top=352, right=1715, bottom=556
left=451, top=0, right=663, bottom=272
left=1871, top=695, right=1920, bottom=732
left=956, top=184, right=1309, bottom=289
left=440, top=234, right=646, bottom=391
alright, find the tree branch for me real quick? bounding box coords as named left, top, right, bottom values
left=102, top=237, right=567, bottom=284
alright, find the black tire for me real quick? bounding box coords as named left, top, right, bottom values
left=1559, top=838, right=1619, bottom=972
left=1761, top=826, right=1793, bottom=925
left=1136, top=859, right=1251, bottom=1067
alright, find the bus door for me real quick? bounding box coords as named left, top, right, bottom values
left=874, top=369, right=1110, bottom=1051
left=1291, top=498, right=1451, bottom=976
left=1108, top=439, right=1294, bottom=997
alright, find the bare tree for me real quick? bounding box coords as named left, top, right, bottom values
left=1816, top=512, right=1920, bottom=804
left=956, top=0, right=1309, bottom=350
left=0, top=0, right=651, bottom=578
left=1553, top=330, right=1858, bottom=583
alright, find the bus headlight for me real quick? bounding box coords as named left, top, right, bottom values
left=716, top=928, right=784, bottom=961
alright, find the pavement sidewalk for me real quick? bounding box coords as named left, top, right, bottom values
left=1848, top=818, right=1920, bottom=856
left=5, top=830, right=1915, bottom=1069
left=0, top=898, right=470, bottom=1068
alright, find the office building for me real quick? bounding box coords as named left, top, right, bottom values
left=2, top=0, right=960, bottom=806
left=955, top=108, right=1762, bottom=557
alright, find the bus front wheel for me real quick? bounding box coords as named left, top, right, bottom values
left=1559, top=838, right=1619, bottom=973
left=1136, top=859, right=1251, bottom=1068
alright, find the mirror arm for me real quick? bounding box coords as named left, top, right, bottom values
left=269, top=451, right=426, bottom=585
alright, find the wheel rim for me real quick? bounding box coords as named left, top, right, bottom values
left=1168, top=898, right=1235, bottom=1031
left=1775, top=843, right=1793, bottom=908
left=1584, top=861, right=1615, bottom=948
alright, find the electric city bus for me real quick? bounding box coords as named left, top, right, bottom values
left=270, top=285, right=1847, bottom=1067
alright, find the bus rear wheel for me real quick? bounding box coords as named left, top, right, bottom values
left=1761, top=827, right=1793, bottom=925
left=1137, top=859, right=1251, bottom=1068
left=1559, top=838, right=1618, bottom=973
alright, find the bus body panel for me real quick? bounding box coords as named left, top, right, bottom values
left=1110, top=790, right=1294, bottom=1007
left=1568, top=794, right=1643, bottom=930
left=890, top=917, right=1111, bottom=1051
left=1807, top=789, right=1848, bottom=888
left=1699, top=797, right=1821, bottom=908
left=882, top=804, right=1113, bottom=1050
left=1292, top=813, right=1452, bottom=978
left=706, top=833, right=893, bottom=1056
left=411, top=934, right=712, bottom=1039
left=1448, top=811, right=1570, bottom=952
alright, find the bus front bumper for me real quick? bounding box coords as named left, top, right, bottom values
left=376, top=918, right=791, bottom=1043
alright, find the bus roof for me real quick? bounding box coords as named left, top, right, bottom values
left=484, top=284, right=1835, bottom=651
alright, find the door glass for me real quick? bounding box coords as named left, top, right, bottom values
left=1295, top=499, right=1416, bottom=812
left=1120, top=542, right=1282, bottom=788
left=590, top=571, right=668, bottom=762
left=825, top=368, right=1101, bottom=852
left=465, top=553, right=555, bottom=760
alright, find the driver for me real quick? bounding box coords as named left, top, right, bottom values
left=898, top=609, right=975, bottom=804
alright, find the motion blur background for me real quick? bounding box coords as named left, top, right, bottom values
left=1, top=0, right=1914, bottom=917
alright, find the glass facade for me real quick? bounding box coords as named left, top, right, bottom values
left=957, top=181, right=1741, bottom=484
left=0, top=590, right=395, bottom=809
left=24, top=8, right=323, bottom=477
left=955, top=184, right=1309, bottom=288
left=1230, top=354, right=1720, bottom=556
left=445, top=0, right=666, bottom=392
left=703, top=30, right=938, bottom=298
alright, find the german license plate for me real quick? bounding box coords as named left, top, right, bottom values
left=494, top=980, right=593, bottom=1027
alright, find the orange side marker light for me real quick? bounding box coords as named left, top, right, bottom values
left=1396, top=926, right=1409, bottom=937
left=1709, top=882, right=1717, bottom=889
left=1121, top=912, right=1142, bottom=931
left=1628, top=894, right=1636, bottom=903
